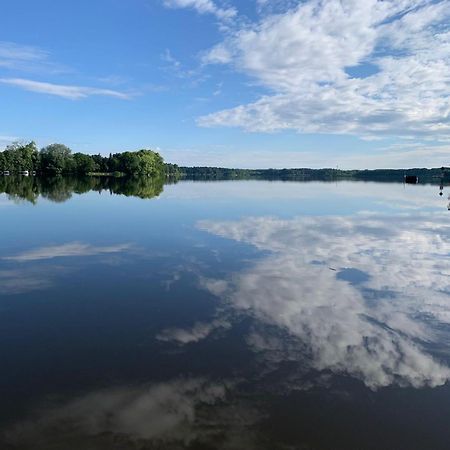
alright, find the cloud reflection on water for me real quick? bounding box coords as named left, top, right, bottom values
left=198, top=214, right=450, bottom=389
left=3, top=378, right=261, bottom=449
left=3, top=242, right=133, bottom=262
left=157, top=319, right=231, bottom=344
left=0, top=267, right=59, bottom=294
left=0, top=242, right=134, bottom=295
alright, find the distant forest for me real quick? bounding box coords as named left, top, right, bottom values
left=180, top=166, right=448, bottom=183
left=0, top=141, right=448, bottom=183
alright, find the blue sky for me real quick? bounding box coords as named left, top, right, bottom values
left=1, top=0, right=450, bottom=168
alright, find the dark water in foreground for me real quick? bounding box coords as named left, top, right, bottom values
left=1, top=178, right=450, bottom=449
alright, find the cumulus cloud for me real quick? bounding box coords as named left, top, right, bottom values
left=201, top=44, right=233, bottom=64
left=199, top=213, right=450, bottom=389
left=0, top=78, right=131, bottom=100
left=3, top=242, right=132, bottom=262
left=163, top=0, right=237, bottom=20
left=199, top=0, right=450, bottom=139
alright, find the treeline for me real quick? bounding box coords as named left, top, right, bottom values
left=179, top=167, right=343, bottom=180
left=179, top=166, right=447, bottom=183
left=2, top=141, right=446, bottom=183
left=0, top=141, right=181, bottom=177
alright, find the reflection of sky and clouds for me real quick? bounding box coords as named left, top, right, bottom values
left=3, top=242, right=133, bottom=262
left=0, top=266, right=62, bottom=295
left=5, top=378, right=260, bottom=449
left=0, top=242, right=133, bottom=295
left=2, top=180, right=450, bottom=448
left=161, top=180, right=448, bottom=214
left=198, top=213, right=450, bottom=389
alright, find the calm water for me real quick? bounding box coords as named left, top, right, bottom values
left=1, top=178, right=450, bottom=449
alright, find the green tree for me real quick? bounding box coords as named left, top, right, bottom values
left=91, top=154, right=109, bottom=172
left=0, top=141, right=39, bottom=172
left=73, top=153, right=99, bottom=174
left=109, top=149, right=165, bottom=176
left=135, top=150, right=165, bottom=176
left=40, top=143, right=73, bottom=174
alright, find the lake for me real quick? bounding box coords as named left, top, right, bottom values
left=1, top=178, right=450, bottom=449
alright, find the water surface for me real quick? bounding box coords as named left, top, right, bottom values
left=1, top=178, right=450, bottom=449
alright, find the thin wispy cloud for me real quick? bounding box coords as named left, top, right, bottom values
left=163, top=0, right=237, bottom=20
left=0, top=41, right=66, bottom=74
left=0, top=41, right=48, bottom=69
left=160, top=49, right=210, bottom=88
left=0, top=78, right=132, bottom=100
left=0, top=41, right=133, bottom=101
left=199, top=0, right=450, bottom=140
left=161, top=49, right=194, bottom=79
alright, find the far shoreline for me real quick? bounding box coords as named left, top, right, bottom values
left=2, top=166, right=449, bottom=185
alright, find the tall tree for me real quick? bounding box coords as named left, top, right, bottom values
left=0, top=141, right=39, bottom=172
left=40, top=143, right=73, bottom=174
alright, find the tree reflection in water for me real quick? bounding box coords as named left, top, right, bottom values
left=0, top=175, right=169, bottom=204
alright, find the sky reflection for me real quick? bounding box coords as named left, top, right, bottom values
left=4, top=378, right=254, bottom=449
left=2, top=180, right=450, bottom=449
left=3, top=242, right=133, bottom=262
left=199, top=213, right=450, bottom=389
left=0, top=242, right=133, bottom=295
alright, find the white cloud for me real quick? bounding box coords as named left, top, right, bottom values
left=199, top=0, right=450, bottom=139
left=163, top=0, right=237, bottom=20
left=0, top=41, right=52, bottom=72
left=0, top=78, right=131, bottom=100
left=201, top=44, right=232, bottom=64
left=254, top=0, right=302, bottom=15
left=0, top=41, right=47, bottom=62
left=199, top=213, right=450, bottom=389
left=3, top=242, right=132, bottom=262
left=0, top=42, right=133, bottom=99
